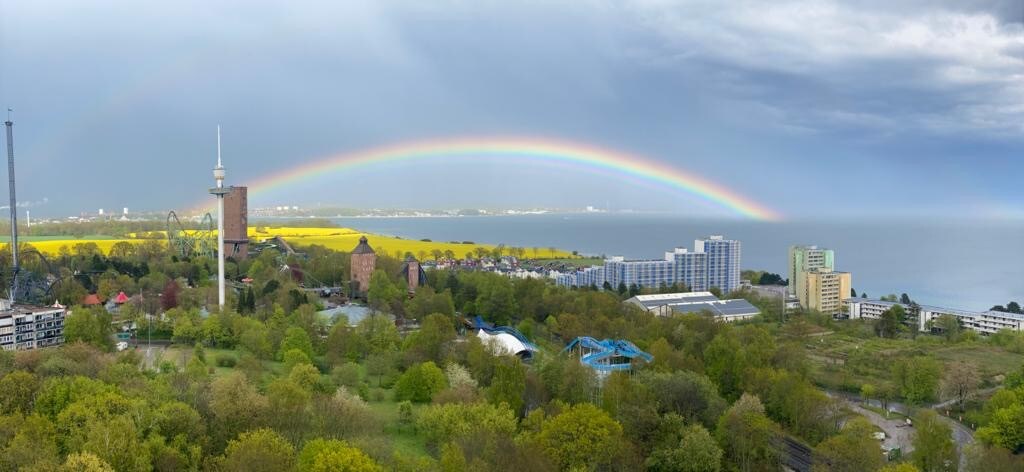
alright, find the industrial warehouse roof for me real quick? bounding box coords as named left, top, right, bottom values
left=670, top=299, right=761, bottom=317
left=625, top=292, right=722, bottom=309
left=626, top=292, right=760, bottom=319
left=351, top=236, right=375, bottom=254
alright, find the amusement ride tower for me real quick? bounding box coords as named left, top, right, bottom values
left=209, top=126, right=228, bottom=307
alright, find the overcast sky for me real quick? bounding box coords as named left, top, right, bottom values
left=1, top=0, right=1021, bottom=219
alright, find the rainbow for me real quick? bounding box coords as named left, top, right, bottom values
left=193, top=137, right=782, bottom=221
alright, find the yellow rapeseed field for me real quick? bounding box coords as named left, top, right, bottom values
left=10, top=227, right=573, bottom=260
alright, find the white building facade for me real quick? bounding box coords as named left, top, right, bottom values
left=845, top=298, right=1024, bottom=335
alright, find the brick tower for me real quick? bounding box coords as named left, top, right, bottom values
left=223, top=186, right=249, bottom=259
left=350, top=236, right=376, bottom=295
left=401, top=255, right=426, bottom=294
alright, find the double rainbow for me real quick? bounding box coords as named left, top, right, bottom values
left=194, top=136, right=782, bottom=221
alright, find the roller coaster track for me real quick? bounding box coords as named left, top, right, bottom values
left=167, top=211, right=216, bottom=259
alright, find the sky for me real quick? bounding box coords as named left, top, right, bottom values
left=0, top=0, right=1022, bottom=219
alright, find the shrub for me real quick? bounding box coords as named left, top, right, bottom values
left=215, top=354, right=237, bottom=368
left=332, top=363, right=361, bottom=388
left=394, top=362, right=447, bottom=403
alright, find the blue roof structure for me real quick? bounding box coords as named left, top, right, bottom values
left=562, top=336, right=653, bottom=372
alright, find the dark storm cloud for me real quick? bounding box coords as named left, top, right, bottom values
left=0, top=0, right=1020, bottom=218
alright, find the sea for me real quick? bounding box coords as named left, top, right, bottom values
left=328, top=213, right=1024, bottom=312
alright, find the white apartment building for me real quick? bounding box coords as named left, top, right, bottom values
left=845, top=298, right=1024, bottom=335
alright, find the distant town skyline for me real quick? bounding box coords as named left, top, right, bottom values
left=1, top=1, right=1021, bottom=219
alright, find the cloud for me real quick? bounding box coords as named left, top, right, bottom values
left=620, top=0, right=1024, bottom=137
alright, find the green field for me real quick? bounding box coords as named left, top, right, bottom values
left=803, top=322, right=1023, bottom=394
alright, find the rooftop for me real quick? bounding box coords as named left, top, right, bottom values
left=351, top=236, right=375, bottom=255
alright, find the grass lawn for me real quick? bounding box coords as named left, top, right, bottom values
left=366, top=391, right=431, bottom=458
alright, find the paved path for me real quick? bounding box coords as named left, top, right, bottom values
left=827, top=388, right=982, bottom=468
left=840, top=398, right=914, bottom=455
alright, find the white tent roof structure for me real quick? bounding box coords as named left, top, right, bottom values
left=477, top=329, right=530, bottom=356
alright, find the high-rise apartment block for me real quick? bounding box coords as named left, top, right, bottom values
left=788, top=245, right=834, bottom=294
left=789, top=245, right=850, bottom=315
left=800, top=268, right=851, bottom=315
left=556, top=235, right=741, bottom=294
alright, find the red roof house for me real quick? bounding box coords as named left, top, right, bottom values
left=114, top=292, right=130, bottom=304
left=82, top=294, right=102, bottom=306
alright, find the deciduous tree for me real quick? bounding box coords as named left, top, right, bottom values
left=911, top=410, right=957, bottom=472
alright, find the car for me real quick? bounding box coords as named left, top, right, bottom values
left=116, top=341, right=129, bottom=352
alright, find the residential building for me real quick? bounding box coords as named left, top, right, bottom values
left=0, top=300, right=66, bottom=351
left=845, top=298, right=1024, bottom=335
left=701, top=236, right=741, bottom=294
left=555, top=235, right=740, bottom=293
left=799, top=268, right=851, bottom=315
left=626, top=291, right=761, bottom=322
left=789, top=245, right=835, bottom=297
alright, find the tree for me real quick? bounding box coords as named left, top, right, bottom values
left=0, top=370, right=40, bottom=414
left=892, top=357, right=942, bottom=404
left=416, top=402, right=517, bottom=447
left=367, top=270, right=401, bottom=313
left=64, top=307, right=114, bottom=350
left=643, top=370, right=727, bottom=429
left=962, top=443, right=1024, bottom=472
left=402, top=313, right=455, bottom=363
left=219, top=428, right=295, bottom=472
left=716, top=394, right=779, bottom=472
left=874, top=305, right=905, bottom=338
left=277, top=326, right=314, bottom=361
left=208, top=373, right=269, bottom=449
left=933, top=314, right=961, bottom=341
left=977, top=403, right=1024, bottom=452
left=297, top=439, right=384, bottom=472
left=356, top=314, right=400, bottom=356
left=364, top=352, right=396, bottom=387
left=645, top=424, right=722, bottom=472
left=534, top=403, right=626, bottom=471
left=911, top=410, right=957, bottom=472
left=61, top=452, right=116, bottom=472
left=487, top=357, right=526, bottom=414
left=161, top=280, right=180, bottom=310
left=941, top=361, right=980, bottom=411
left=2, top=413, right=60, bottom=470
left=861, top=384, right=876, bottom=405
left=475, top=277, right=518, bottom=325
left=704, top=332, right=745, bottom=400
left=813, top=418, right=885, bottom=472
left=901, top=293, right=912, bottom=304
left=394, top=361, right=447, bottom=403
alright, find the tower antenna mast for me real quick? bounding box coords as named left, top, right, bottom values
left=4, top=110, right=19, bottom=303
left=209, top=126, right=228, bottom=307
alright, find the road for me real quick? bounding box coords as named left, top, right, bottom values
left=838, top=396, right=914, bottom=456
left=827, top=388, right=980, bottom=466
